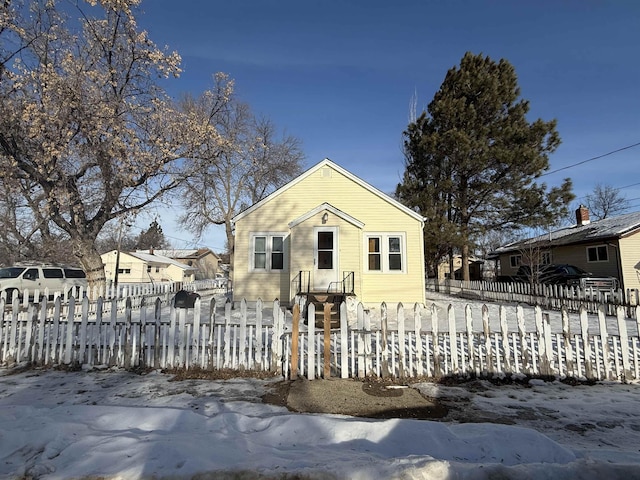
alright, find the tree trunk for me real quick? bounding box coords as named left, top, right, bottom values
left=225, top=218, right=235, bottom=284
left=461, top=243, right=470, bottom=282
left=73, top=239, right=106, bottom=298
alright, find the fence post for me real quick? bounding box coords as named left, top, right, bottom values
left=414, top=303, right=423, bottom=377
left=307, top=303, right=315, bottom=380
left=78, top=297, right=89, bottom=367
left=465, top=305, right=474, bottom=375
left=154, top=297, right=162, bottom=368
left=323, top=302, right=331, bottom=378
left=35, top=298, right=47, bottom=365
left=431, top=303, right=441, bottom=377
left=397, top=303, right=406, bottom=378
left=340, top=302, right=349, bottom=378
left=579, top=305, right=594, bottom=380
left=482, top=305, right=493, bottom=375
left=356, top=303, right=365, bottom=378
left=499, top=305, right=511, bottom=374
left=271, top=299, right=284, bottom=374
left=123, top=297, right=133, bottom=369
left=448, top=304, right=458, bottom=374
left=64, top=296, right=76, bottom=365
left=561, top=306, right=573, bottom=377
left=617, top=306, right=632, bottom=381
left=255, top=298, right=263, bottom=370
left=291, top=303, right=300, bottom=379
left=380, top=302, right=389, bottom=378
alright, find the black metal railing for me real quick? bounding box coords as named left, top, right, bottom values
left=292, top=270, right=311, bottom=295
left=327, top=271, right=355, bottom=295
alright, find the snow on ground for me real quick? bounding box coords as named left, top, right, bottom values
left=1, top=367, right=639, bottom=479
left=1, top=291, right=639, bottom=479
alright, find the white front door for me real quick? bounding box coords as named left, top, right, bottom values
left=313, top=227, right=338, bottom=291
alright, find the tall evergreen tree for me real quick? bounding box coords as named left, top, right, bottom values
left=135, top=221, right=168, bottom=250
left=397, top=52, right=574, bottom=280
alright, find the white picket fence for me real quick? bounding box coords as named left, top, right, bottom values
left=0, top=279, right=226, bottom=308
left=286, top=302, right=640, bottom=382
left=0, top=295, right=284, bottom=371
left=2, top=294, right=640, bottom=382
left=426, top=278, right=640, bottom=318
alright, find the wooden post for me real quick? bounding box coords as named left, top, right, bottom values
left=291, top=303, right=300, bottom=379
left=323, top=302, right=331, bottom=378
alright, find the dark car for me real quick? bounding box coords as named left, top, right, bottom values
left=515, top=264, right=618, bottom=290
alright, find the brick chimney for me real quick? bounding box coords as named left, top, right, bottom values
left=576, top=205, right=590, bottom=226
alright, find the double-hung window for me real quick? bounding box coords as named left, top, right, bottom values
left=587, top=245, right=608, bottom=263
left=252, top=233, right=286, bottom=271
left=366, top=233, right=405, bottom=273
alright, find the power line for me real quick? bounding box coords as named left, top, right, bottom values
left=541, top=141, right=640, bottom=177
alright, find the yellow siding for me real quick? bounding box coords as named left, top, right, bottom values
left=619, top=232, right=640, bottom=291
left=234, top=163, right=425, bottom=305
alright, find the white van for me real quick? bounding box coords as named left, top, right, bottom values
left=0, top=265, right=87, bottom=301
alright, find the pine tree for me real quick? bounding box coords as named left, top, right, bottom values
left=397, top=52, right=574, bottom=280
left=135, top=221, right=168, bottom=251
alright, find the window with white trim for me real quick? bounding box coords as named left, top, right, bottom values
left=251, top=233, right=287, bottom=271
left=365, top=233, right=405, bottom=273
left=510, top=255, right=522, bottom=268
left=587, top=245, right=608, bottom=263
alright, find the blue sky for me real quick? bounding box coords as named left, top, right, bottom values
left=135, top=1, right=640, bottom=251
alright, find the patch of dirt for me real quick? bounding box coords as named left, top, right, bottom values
left=262, top=378, right=448, bottom=420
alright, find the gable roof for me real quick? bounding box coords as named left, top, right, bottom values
left=127, top=251, right=197, bottom=271
left=492, top=210, right=640, bottom=255
left=232, top=158, right=425, bottom=224
left=138, top=248, right=220, bottom=260
left=288, top=203, right=365, bottom=229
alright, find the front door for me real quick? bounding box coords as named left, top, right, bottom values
left=313, top=227, right=338, bottom=291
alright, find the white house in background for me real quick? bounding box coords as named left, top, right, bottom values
left=101, top=250, right=197, bottom=285
left=137, top=248, right=223, bottom=280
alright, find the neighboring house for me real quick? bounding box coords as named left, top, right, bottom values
left=436, top=255, right=485, bottom=281
left=137, top=248, right=222, bottom=280
left=101, top=250, right=197, bottom=285
left=232, top=159, right=426, bottom=307
left=490, top=206, right=640, bottom=292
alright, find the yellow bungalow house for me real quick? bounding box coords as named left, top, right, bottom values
left=232, top=159, right=426, bottom=312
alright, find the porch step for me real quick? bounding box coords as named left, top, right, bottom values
left=305, top=292, right=343, bottom=329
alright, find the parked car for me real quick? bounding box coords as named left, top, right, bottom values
left=0, top=265, right=87, bottom=301
left=514, top=264, right=618, bottom=290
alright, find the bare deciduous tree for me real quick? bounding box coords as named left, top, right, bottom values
left=178, top=92, right=304, bottom=272
left=0, top=0, right=229, bottom=288
left=585, top=184, right=630, bottom=220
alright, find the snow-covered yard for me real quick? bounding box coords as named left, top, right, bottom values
left=1, top=291, right=639, bottom=479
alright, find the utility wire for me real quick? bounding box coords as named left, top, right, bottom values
left=542, top=141, right=640, bottom=176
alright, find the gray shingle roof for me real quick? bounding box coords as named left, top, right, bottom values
left=493, top=210, right=640, bottom=254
